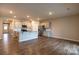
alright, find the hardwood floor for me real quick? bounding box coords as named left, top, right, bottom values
left=19, top=36, right=79, bottom=55
left=0, top=35, right=79, bottom=55
left=0, top=33, right=19, bottom=55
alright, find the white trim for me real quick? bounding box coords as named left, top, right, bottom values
left=52, top=36, right=79, bottom=42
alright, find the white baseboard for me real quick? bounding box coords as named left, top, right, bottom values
left=52, top=36, right=79, bottom=42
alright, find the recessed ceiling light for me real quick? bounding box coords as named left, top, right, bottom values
left=10, top=10, right=13, bottom=14
left=27, top=16, right=30, bottom=18
left=49, top=12, right=52, bottom=15
left=14, top=16, right=16, bottom=18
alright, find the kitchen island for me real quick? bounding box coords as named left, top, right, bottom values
left=19, top=31, right=38, bottom=42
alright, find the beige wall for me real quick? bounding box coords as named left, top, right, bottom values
left=51, top=14, right=79, bottom=41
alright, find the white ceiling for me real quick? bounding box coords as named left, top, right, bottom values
left=0, top=3, right=79, bottom=20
